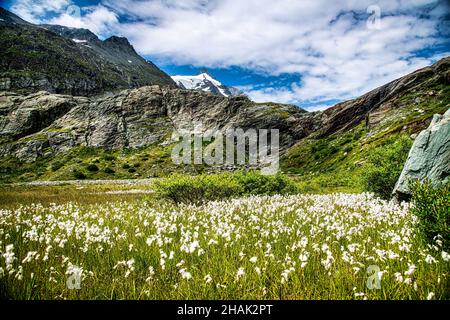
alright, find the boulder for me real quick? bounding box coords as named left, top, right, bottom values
left=393, top=108, right=450, bottom=199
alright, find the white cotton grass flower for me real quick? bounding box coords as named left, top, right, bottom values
left=176, top=260, right=185, bottom=268
left=249, top=256, right=257, bottom=263
left=427, top=292, right=435, bottom=300
left=354, top=292, right=367, bottom=299
left=442, top=251, right=450, bottom=262
left=204, top=274, right=213, bottom=284
left=3, top=244, right=16, bottom=271
left=66, top=264, right=83, bottom=278
left=394, top=272, right=403, bottom=283
left=425, top=254, right=437, bottom=264
left=298, top=253, right=309, bottom=268
left=145, top=266, right=155, bottom=283
left=404, top=264, right=416, bottom=276
left=15, top=266, right=23, bottom=281
left=236, top=267, right=245, bottom=280
left=188, top=240, right=199, bottom=254
left=179, top=268, right=192, bottom=280
left=404, top=278, right=412, bottom=285
left=22, top=251, right=38, bottom=264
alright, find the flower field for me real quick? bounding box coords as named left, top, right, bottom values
left=0, top=193, right=448, bottom=299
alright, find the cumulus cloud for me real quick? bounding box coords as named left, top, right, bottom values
left=9, top=0, right=450, bottom=108
left=10, top=0, right=72, bottom=23
left=47, top=5, right=119, bottom=36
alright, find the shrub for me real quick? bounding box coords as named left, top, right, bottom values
left=102, top=155, right=116, bottom=161
left=361, top=135, right=412, bottom=199
left=86, top=164, right=99, bottom=172
left=410, top=180, right=450, bottom=249
left=73, top=170, right=87, bottom=180
left=154, top=171, right=298, bottom=204
left=104, top=167, right=115, bottom=174
left=51, top=161, right=64, bottom=171
left=235, top=171, right=298, bottom=196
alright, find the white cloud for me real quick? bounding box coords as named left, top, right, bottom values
left=11, top=0, right=72, bottom=23
left=9, top=0, right=450, bottom=107
left=47, top=5, right=119, bottom=36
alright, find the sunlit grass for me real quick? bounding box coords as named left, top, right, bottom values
left=0, top=193, right=448, bottom=299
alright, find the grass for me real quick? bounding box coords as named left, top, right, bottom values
left=0, top=183, right=153, bottom=209
left=0, top=192, right=448, bottom=299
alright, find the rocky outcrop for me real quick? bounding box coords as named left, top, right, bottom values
left=317, top=57, right=450, bottom=138
left=393, top=108, right=450, bottom=198
left=1, top=56, right=449, bottom=164
left=0, top=87, right=317, bottom=162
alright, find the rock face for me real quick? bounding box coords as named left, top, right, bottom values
left=318, top=57, right=450, bottom=138
left=0, top=87, right=316, bottom=162
left=393, top=108, right=450, bottom=198
left=0, top=7, right=175, bottom=96
left=0, top=56, right=449, bottom=165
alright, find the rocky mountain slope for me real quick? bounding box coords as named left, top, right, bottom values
left=0, top=8, right=448, bottom=183
left=171, top=72, right=243, bottom=97
left=0, top=56, right=448, bottom=183
left=0, top=7, right=175, bottom=96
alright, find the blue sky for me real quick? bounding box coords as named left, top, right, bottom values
left=4, top=0, right=450, bottom=110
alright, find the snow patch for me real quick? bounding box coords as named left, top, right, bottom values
left=171, top=73, right=233, bottom=97
left=72, top=38, right=87, bottom=44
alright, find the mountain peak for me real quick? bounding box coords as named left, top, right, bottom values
left=0, top=6, right=176, bottom=95
left=171, top=73, right=243, bottom=97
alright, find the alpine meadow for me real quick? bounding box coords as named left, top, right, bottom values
left=0, top=0, right=449, bottom=302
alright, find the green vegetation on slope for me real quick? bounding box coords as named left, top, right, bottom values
left=281, top=81, right=449, bottom=195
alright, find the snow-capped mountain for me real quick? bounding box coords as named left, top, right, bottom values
left=171, top=72, right=243, bottom=97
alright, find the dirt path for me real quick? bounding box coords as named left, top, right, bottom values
left=15, top=179, right=155, bottom=186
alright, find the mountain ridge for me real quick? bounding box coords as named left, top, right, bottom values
left=0, top=8, right=448, bottom=184
left=0, top=56, right=448, bottom=183
left=0, top=7, right=176, bottom=96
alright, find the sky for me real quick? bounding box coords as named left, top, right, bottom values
left=3, top=0, right=450, bottom=110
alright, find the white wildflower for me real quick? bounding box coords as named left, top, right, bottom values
left=236, top=267, right=245, bottom=280
left=204, top=274, right=213, bottom=283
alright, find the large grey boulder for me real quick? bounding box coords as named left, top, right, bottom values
left=393, top=108, right=450, bottom=198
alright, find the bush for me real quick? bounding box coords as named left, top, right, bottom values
left=235, top=171, right=298, bottom=196
left=51, top=161, right=63, bottom=171
left=86, top=164, right=99, bottom=172
left=104, top=167, right=115, bottom=174
left=73, top=170, right=87, bottom=180
left=102, top=155, right=116, bottom=161
left=361, top=135, right=412, bottom=199
left=410, top=180, right=450, bottom=249
left=154, top=171, right=298, bottom=204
